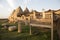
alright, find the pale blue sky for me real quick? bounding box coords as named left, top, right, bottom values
left=0, top=0, right=60, bottom=18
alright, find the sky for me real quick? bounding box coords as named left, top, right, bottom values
left=0, top=0, right=60, bottom=18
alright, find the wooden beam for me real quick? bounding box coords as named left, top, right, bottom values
left=51, top=11, right=53, bottom=40
left=30, top=23, right=51, bottom=28
left=30, top=25, right=32, bottom=35
left=18, top=21, right=21, bottom=33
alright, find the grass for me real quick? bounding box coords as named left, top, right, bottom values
left=0, top=24, right=51, bottom=40
left=0, top=20, right=58, bottom=40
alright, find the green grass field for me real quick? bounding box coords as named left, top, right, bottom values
left=0, top=19, right=58, bottom=40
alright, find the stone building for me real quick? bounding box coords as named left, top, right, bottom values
left=8, top=6, right=60, bottom=23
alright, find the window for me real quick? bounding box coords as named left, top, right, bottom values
left=26, top=18, right=28, bottom=20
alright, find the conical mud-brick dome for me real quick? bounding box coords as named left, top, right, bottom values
left=11, top=10, right=15, bottom=15
left=8, top=10, right=15, bottom=19
left=8, top=10, right=15, bottom=23
left=15, top=6, right=23, bottom=17
left=23, top=7, right=29, bottom=15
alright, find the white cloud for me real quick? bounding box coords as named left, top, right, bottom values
left=23, top=0, right=31, bottom=8
left=0, top=4, right=4, bottom=8
left=23, top=0, right=31, bottom=4
left=6, top=0, right=15, bottom=9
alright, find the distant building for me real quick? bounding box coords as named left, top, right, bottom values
left=8, top=6, right=60, bottom=23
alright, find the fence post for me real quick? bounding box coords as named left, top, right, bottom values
left=30, top=25, right=32, bottom=35
left=29, top=16, right=32, bottom=35
left=18, top=20, right=21, bottom=33
left=51, top=11, right=53, bottom=40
